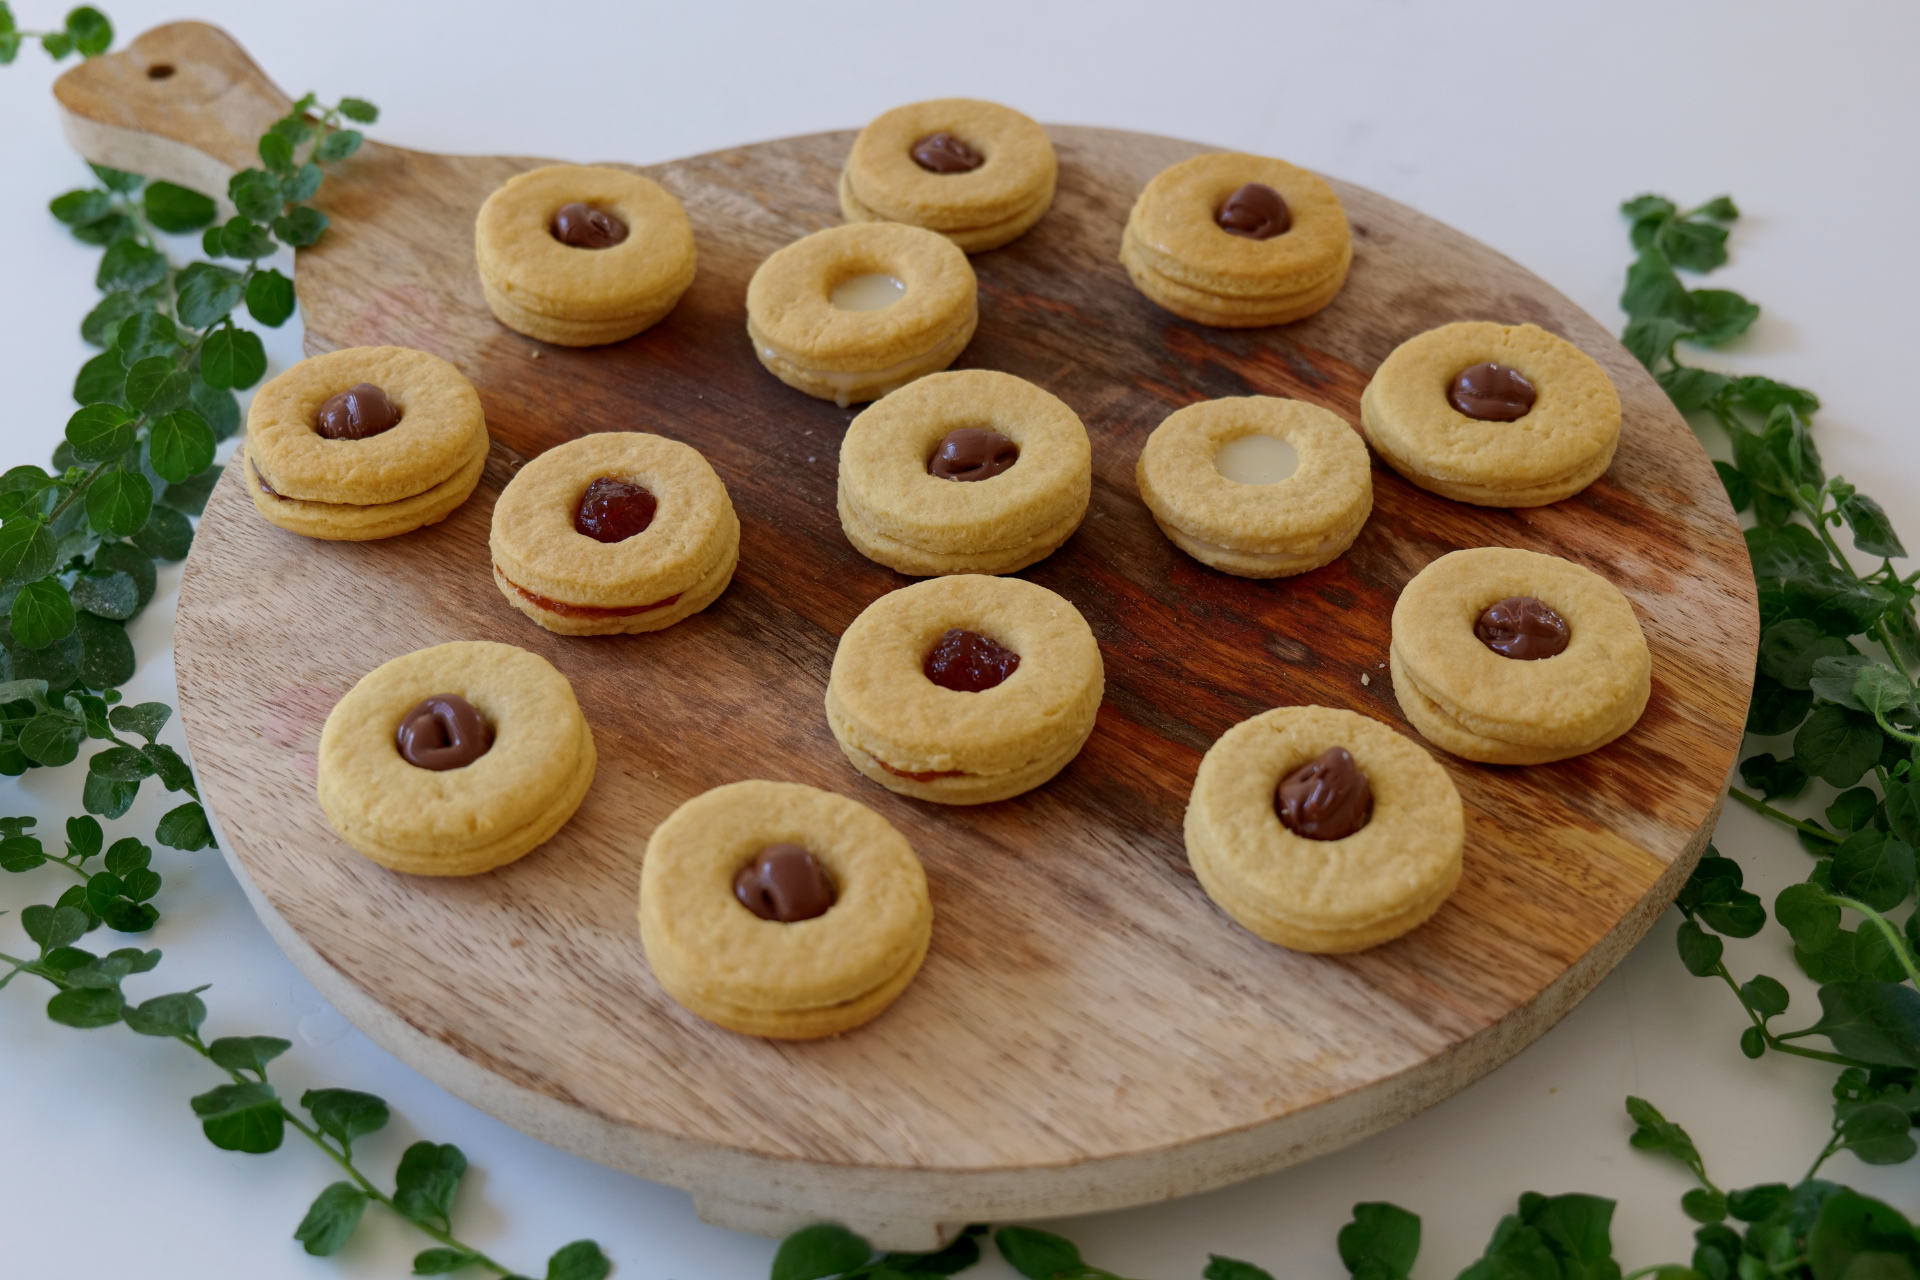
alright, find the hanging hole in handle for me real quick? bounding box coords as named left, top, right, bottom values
left=146, top=63, right=176, bottom=80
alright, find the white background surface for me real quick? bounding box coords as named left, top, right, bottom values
left=4, top=1, right=1919, bottom=1276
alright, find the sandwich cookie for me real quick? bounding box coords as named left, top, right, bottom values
left=638, top=780, right=933, bottom=1039
left=1360, top=322, right=1622, bottom=507
left=826, top=574, right=1104, bottom=805
left=1185, top=705, right=1463, bottom=953
left=475, top=164, right=696, bottom=347
left=490, top=432, right=739, bottom=636
left=840, top=98, right=1056, bottom=253
left=1390, top=547, right=1651, bottom=764
left=317, top=641, right=595, bottom=875
left=244, top=345, right=488, bottom=541
left=747, top=222, right=977, bottom=407
left=1136, top=396, right=1371, bottom=578
left=1121, top=152, right=1352, bottom=327
left=838, top=369, right=1091, bottom=576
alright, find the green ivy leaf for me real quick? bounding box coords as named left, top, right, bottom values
left=208, top=1035, right=291, bottom=1073
left=148, top=409, right=216, bottom=483
left=1806, top=982, right=1920, bottom=1069
left=63, top=6, right=112, bottom=56
left=215, top=216, right=278, bottom=260
left=0, top=517, right=58, bottom=587
left=69, top=569, right=140, bottom=621
left=111, top=309, right=179, bottom=364
left=92, top=540, right=156, bottom=609
left=1795, top=703, right=1884, bottom=788
left=1835, top=1101, right=1917, bottom=1165
left=86, top=469, right=153, bottom=538
left=142, top=180, right=216, bottom=233
left=257, top=131, right=295, bottom=173
left=123, top=988, right=208, bottom=1037
left=273, top=205, right=329, bottom=248
left=46, top=986, right=123, bottom=1028
left=1830, top=832, right=1917, bottom=912
left=294, top=1182, right=368, bottom=1257
left=1740, top=975, right=1791, bottom=1019
left=245, top=268, right=297, bottom=327
left=1204, top=1258, right=1276, bottom=1280
left=413, top=1249, right=480, bottom=1275
left=1681, top=1188, right=1727, bottom=1224
left=226, top=167, right=284, bottom=222
left=1620, top=246, right=1692, bottom=321
left=11, top=578, right=76, bottom=649
left=1337, top=1202, right=1421, bottom=1280
left=338, top=97, right=380, bottom=124
left=174, top=261, right=245, bottom=328
left=49, top=187, right=113, bottom=226
left=993, top=1227, right=1085, bottom=1280
left=72, top=348, right=128, bottom=405
left=131, top=503, right=193, bottom=561
left=1685, top=288, right=1759, bottom=344
left=190, top=1081, right=285, bottom=1153
left=302, top=1088, right=390, bottom=1154
left=95, top=238, right=167, bottom=292
left=65, top=403, right=135, bottom=462
left=155, top=801, right=214, bottom=851
left=19, top=712, right=84, bottom=766
left=772, top=1224, right=874, bottom=1280
left=393, top=1141, right=467, bottom=1232
left=124, top=354, right=188, bottom=415
left=314, top=129, right=362, bottom=162
left=545, top=1241, right=612, bottom=1280
left=200, top=326, right=268, bottom=390
left=81, top=769, right=138, bottom=819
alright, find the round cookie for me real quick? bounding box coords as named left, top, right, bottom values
left=840, top=98, right=1056, bottom=253
left=317, top=641, right=595, bottom=875
left=1185, top=705, right=1464, bottom=953
left=638, top=780, right=933, bottom=1039
left=838, top=370, right=1091, bottom=576
left=826, top=575, right=1104, bottom=805
left=1121, top=152, right=1352, bottom=328
left=747, top=223, right=978, bottom=407
left=1136, top=396, right=1372, bottom=578
left=1389, top=547, right=1651, bottom=764
left=475, top=164, right=696, bottom=347
left=245, top=346, right=488, bottom=541
left=490, top=433, right=738, bottom=636
left=1360, top=322, right=1622, bottom=507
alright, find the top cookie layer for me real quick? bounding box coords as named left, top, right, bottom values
left=490, top=432, right=736, bottom=608
left=247, top=346, right=486, bottom=506
left=1360, top=322, right=1621, bottom=501
left=843, top=99, right=1056, bottom=232
left=747, top=223, right=977, bottom=374
left=1124, top=152, right=1351, bottom=298
left=475, top=164, right=696, bottom=322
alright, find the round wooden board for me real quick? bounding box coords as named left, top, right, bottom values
left=61, top=24, right=1758, bottom=1249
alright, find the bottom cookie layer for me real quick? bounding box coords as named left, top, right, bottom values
left=1151, top=505, right=1369, bottom=579
left=839, top=167, right=1053, bottom=255
left=481, top=276, right=687, bottom=348
left=246, top=433, right=488, bottom=541
left=828, top=705, right=1094, bottom=806
left=341, top=719, right=597, bottom=876
left=492, top=527, right=739, bottom=636
left=652, top=928, right=930, bottom=1040
left=750, top=312, right=977, bottom=408
left=836, top=486, right=1084, bottom=577
left=1121, top=235, right=1351, bottom=328
left=1389, top=645, right=1648, bottom=765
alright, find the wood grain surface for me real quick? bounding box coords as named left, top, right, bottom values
left=58, top=23, right=1758, bottom=1247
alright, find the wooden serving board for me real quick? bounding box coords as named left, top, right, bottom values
left=59, top=23, right=1759, bottom=1248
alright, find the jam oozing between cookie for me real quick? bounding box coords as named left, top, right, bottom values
left=1216, top=183, right=1292, bottom=239
left=1448, top=362, right=1537, bottom=421
left=929, top=427, right=1019, bottom=482
left=910, top=132, right=984, bottom=174
left=550, top=202, right=630, bottom=249
left=314, top=383, right=402, bottom=440
left=734, top=843, right=836, bottom=922
left=1474, top=595, right=1571, bottom=660
left=1275, top=746, right=1373, bottom=840
left=396, top=694, right=493, bottom=771
left=574, top=477, right=658, bottom=543
left=924, top=628, right=1020, bottom=692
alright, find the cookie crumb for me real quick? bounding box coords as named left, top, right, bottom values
left=1361, top=672, right=1371, bottom=685
left=529, top=349, right=541, bottom=359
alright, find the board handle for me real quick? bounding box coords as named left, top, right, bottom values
left=53, top=22, right=293, bottom=199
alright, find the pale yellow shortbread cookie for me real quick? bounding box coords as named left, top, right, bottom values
left=837, top=370, right=1090, bottom=576
left=826, top=575, right=1104, bottom=805
left=475, top=164, right=696, bottom=347
left=490, top=433, right=739, bottom=636
left=317, top=641, right=595, bottom=875
left=1389, top=547, right=1651, bottom=763
left=638, top=780, right=932, bottom=1039
left=1360, top=322, right=1621, bottom=507
left=1184, top=705, right=1463, bottom=953
left=1121, top=152, right=1352, bottom=327
left=1136, top=396, right=1372, bottom=578
left=840, top=98, right=1056, bottom=252
left=747, top=222, right=977, bottom=407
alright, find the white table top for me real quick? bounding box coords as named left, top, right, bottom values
left=4, top=1, right=1917, bottom=1275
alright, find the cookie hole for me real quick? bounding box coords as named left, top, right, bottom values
left=928, top=426, right=1018, bottom=482
left=146, top=63, right=176, bottom=80
left=1214, top=434, right=1298, bottom=486
left=733, top=843, right=837, bottom=922
left=924, top=628, right=1020, bottom=692
left=829, top=272, right=905, bottom=313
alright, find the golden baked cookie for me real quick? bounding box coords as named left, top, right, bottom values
left=1390, top=547, right=1651, bottom=764
left=1136, top=396, right=1372, bottom=578
left=1185, top=705, right=1463, bottom=953
left=244, top=346, right=488, bottom=541
left=317, top=641, right=595, bottom=875
left=746, top=222, right=977, bottom=407
left=1121, top=152, right=1352, bottom=328
left=490, top=433, right=738, bottom=636
left=1360, top=322, right=1621, bottom=507
left=826, top=575, right=1103, bottom=805
left=840, top=98, right=1056, bottom=253
left=638, top=780, right=932, bottom=1039
left=837, top=370, right=1090, bottom=576
left=475, top=164, right=696, bottom=347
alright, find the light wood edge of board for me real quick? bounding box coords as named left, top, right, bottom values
left=53, top=21, right=295, bottom=206
left=205, top=792, right=1724, bottom=1250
